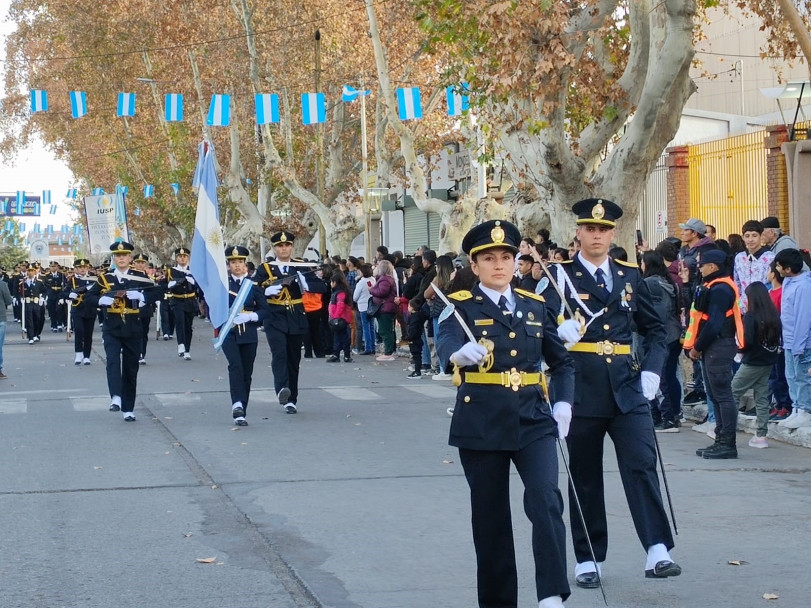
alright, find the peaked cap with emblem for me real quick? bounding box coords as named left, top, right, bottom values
left=110, top=241, right=134, bottom=254
left=174, top=246, right=191, bottom=256
left=225, top=245, right=249, bottom=260
left=73, top=258, right=91, bottom=267
left=26, top=263, right=39, bottom=271
left=270, top=231, right=295, bottom=246
left=461, top=220, right=521, bottom=257
left=572, top=198, right=623, bottom=228
left=132, top=253, right=149, bottom=263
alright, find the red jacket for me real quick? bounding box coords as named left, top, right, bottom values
left=328, top=290, right=354, bottom=323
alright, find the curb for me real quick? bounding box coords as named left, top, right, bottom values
left=684, top=403, right=811, bottom=449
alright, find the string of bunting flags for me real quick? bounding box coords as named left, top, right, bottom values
left=28, top=84, right=471, bottom=125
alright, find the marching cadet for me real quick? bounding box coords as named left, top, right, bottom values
left=10, top=261, right=26, bottom=323
left=86, top=241, right=156, bottom=421
left=542, top=199, right=679, bottom=587
left=220, top=246, right=269, bottom=426
left=164, top=247, right=197, bottom=360
left=132, top=253, right=155, bottom=364
left=156, top=264, right=175, bottom=340
left=43, top=261, right=66, bottom=332
left=20, top=263, right=46, bottom=344
left=253, top=231, right=320, bottom=414
left=64, top=258, right=98, bottom=365
left=435, top=220, right=575, bottom=608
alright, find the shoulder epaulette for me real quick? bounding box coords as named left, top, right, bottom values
left=515, top=288, right=545, bottom=303
left=556, top=259, right=574, bottom=264
left=615, top=259, right=639, bottom=268
left=448, top=290, right=472, bottom=301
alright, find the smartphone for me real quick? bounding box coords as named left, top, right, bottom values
left=636, top=229, right=644, bottom=247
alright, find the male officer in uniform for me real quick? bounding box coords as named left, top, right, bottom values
left=43, top=261, right=66, bottom=332
left=20, top=263, right=46, bottom=344
left=220, top=246, right=269, bottom=426
left=132, top=253, right=155, bottom=364
left=10, top=261, right=26, bottom=323
left=543, top=198, right=680, bottom=587
left=164, top=247, right=197, bottom=360
left=436, top=220, right=575, bottom=608
left=86, top=241, right=156, bottom=421
left=64, top=258, right=98, bottom=365
left=252, top=231, right=316, bottom=414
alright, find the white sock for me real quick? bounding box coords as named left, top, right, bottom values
left=574, top=561, right=602, bottom=576
left=111, top=395, right=122, bottom=406
left=646, top=543, right=671, bottom=570
left=538, top=595, right=564, bottom=608
left=232, top=402, right=243, bottom=411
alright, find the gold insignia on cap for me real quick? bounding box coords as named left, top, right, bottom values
left=231, top=247, right=239, bottom=257
left=280, top=233, right=287, bottom=242
left=592, top=201, right=605, bottom=220
left=116, top=243, right=124, bottom=251
left=491, top=225, right=505, bottom=244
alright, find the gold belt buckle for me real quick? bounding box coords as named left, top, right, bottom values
left=600, top=341, right=615, bottom=355
left=501, top=368, right=523, bottom=392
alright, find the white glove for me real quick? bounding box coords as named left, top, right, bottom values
left=233, top=312, right=258, bottom=324
left=68, top=292, right=78, bottom=300
left=126, top=290, right=145, bottom=302
left=552, top=401, right=572, bottom=438
left=57, top=299, right=64, bottom=305
left=265, top=284, right=283, bottom=296
left=450, top=342, right=489, bottom=367
left=641, top=371, right=660, bottom=401
left=167, top=280, right=177, bottom=288
left=557, top=319, right=582, bottom=345
left=297, top=271, right=309, bottom=291
left=98, top=296, right=115, bottom=306
left=734, top=353, right=743, bottom=363
left=186, top=277, right=196, bottom=286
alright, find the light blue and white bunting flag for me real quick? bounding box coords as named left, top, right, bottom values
left=66, top=188, right=77, bottom=199
left=117, top=92, right=136, bottom=117
left=301, top=92, right=326, bottom=125
left=206, top=94, right=230, bottom=127
left=92, top=187, right=104, bottom=196
left=143, top=184, right=154, bottom=198
left=342, top=85, right=371, bottom=102
left=49, top=205, right=57, bottom=215
left=42, top=190, right=51, bottom=206
left=170, top=183, right=180, bottom=196
left=189, top=140, right=229, bottom=334
left=165, top=94, right=184, bottom=122
left=70, top=91, right=87, bottom=118
left=115, top=184, right=129, bottom=197
left=396, top=87, right=422, bottom=120
left=134, top=207, right=141, bottom=217
left=46, top=224, right=54, bottom=234
left=30, top=90, right=48, bottom=113
left=73, top=224, right=82, bottom=235
left=255, top=93, right=280, bottom=125
left=4, top=219, right=12, bottom=232
left=15, top=191, right=25, bottom=213
left=18, top=222, right=25, bottom=232
left=446, top=84, right=470, bottom=116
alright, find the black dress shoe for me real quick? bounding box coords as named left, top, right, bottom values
left=645, top=560, right=682, bottom=579
left=575, top=571, right=600, bottom=589
left=109, top=403, right=121, bottom=412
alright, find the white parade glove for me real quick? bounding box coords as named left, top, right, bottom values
left=552, top=402, right=572, bottom=438
left=12, top=297, right=18, bottom=305
left=98, top=295, right=115, bottom=306
left=186, top=276, right=196, bottom=286
left=265, top=284, right=283, bottom=296
left=297, top=271, right=309, bottom=291
left=450, top=342, right=489, bottom=367
left=167, top=280, right=177, bottom=288
left=233, top=312, right=258, bottom=324
left=557, top=319, right=582, bottom=345
left=57, top=299, right=64, bottom=305
left=734, top=353, right=743, bottom=363
left=126, top=290, right=144, bottom=302
left=641, top=371, right=660, bottom=401
left=68, top=292, right=78, bottom=300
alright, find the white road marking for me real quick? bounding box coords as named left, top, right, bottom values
left=71, top=396, right=112, bottom=412
left=0, top=399, right=27, bottom=414
left=401, top=385, right=457, bottom=399
left=322, top=388, right=379, bottom=401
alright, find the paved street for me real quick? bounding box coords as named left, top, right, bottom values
left=0, top=324, right=809, bottom=608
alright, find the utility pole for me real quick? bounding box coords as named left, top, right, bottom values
left=314, top=30, right=327, bottom=257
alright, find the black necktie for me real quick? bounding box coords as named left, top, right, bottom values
left=594, top=268, right=610, bottom=298
left=282, top=265, right=289, bottom=275
left=498, top=295, right=511, bottom=315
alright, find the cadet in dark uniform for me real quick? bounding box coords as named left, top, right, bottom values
left=86, top=242, right=156, bottom=421
left=436, top=220, right=575, bottom=608
left=132, top=253, right=155, bottom=364
left=43, top=261, right=66, bottom=332
left=164, top=247, right=197, bottom=360
left=10, top=261, right=25, bottom=323
left=219, top=246, right=269, bottom=426
left=542, top=199, right=680, bottom=587
left=156, top=264, right=175, bottom=340
left=252, top=231, right=316, bottom=414
left=64, top=258, right=98, bottom=365
left=20, top=263, right=46, bottom=343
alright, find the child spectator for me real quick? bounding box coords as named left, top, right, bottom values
left=767, top=261, right=792, bottom=421
left=327, top=271, right=354, bottom=363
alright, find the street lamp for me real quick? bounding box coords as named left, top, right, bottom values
left=364, top=187, right=388, bottom=261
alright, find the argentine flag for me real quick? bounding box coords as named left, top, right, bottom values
left=117, top=92, right=136, bottom=117
left=165, top=94, right=184, bottom=122
left=170, top=183, right=180, bottom=195
left=189, top=140, right=229, bottom=332
left=255, top=93, right=280, bottom=125
left=396, top=87, right=422, bottom=120
left=342, top=85, right=370, bottom=102
left=70, top=91, right=87, bottom=118
left=30, top=90, right=48, bottom=113
left=301, top=93, right=326, bottom=125
left=143, top=184, right=154, bottom=198
left=446, top=84, right=470, bottom=116
left=115, top=184, right=129, bottom=197
left=207, top=94, right=230, bottom=127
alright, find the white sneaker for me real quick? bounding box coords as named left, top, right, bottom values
left=74, top=353, right=83, bottom=365
left=432, top=372, right=452, bottom=381
left=139, top=357, right=147, bottom=365
left=82, top=358, right=91, bottom=365
left=183, top=352, right=191, bottom=361
left=177, top=345, right=185, bottom=357
left=748, top=436, right=769, bottom=448
left=28, top=339, right=34, bottom=344
left=782, top=409, right=811, bottom=429
left=538, top=596, right=564, bottom=608
left=691, top=421, right=714, bottom=434
left=123, top=412, right=136, bottom=421
left=777, top=409, right=800, bottom=427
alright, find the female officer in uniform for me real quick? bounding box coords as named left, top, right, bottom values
left=436, top=220, right=575, bottom=608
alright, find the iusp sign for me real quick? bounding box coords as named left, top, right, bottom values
left=83, top=194, right=129, bottom=254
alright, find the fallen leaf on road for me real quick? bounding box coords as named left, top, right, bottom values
left=93, top=466, right=102, bottom=470
left=728, top=560, right=749, bottom=566
left=196, top=557, right=216, bottom=563
left=354, top=422, right=362, bottom=426
left=164, top=417, right=173, bottom=420
left=190, top=379, right=199, bottom=382
left=183, top=533, right=193, bottom=538
left=763, top=593, right=779, bottom=600
left=442, top=459, right=454, bottom=464
left=211, top=485, right=218, bottom=489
